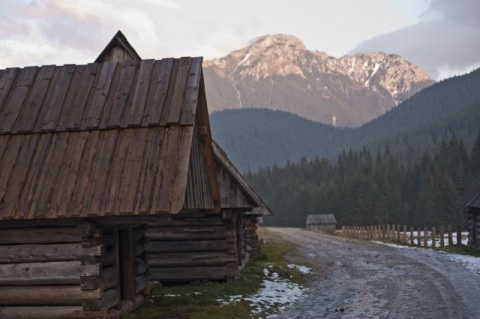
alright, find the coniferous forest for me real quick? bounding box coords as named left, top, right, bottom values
left=247, top=132, right=480, bottom=229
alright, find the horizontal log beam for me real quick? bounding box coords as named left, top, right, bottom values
left=0, top=286, right=102, bottom=306
left=0, top=306, right=105, bottom=319
left=0, top=261, right=82, bottom=285
left=146, top=240, right=227, bottom=253
left=148, top=252, right=230, bottom=267
left=0, top=244, right=102, bottom=264
left=146, top=226, right=226, bottom=240
left=81, top=265, right=117, bottom=290
left=0, top=227, right=82, bottom=244
left=83, top=288, right=119, bottom=311
left=150, top=266, right=229, bottom=282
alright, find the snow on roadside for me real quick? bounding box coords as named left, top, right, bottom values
left=217, top=264, right=308, bottom=317
left=373, top=240, right=480, bottom=276
left=287, top=264, right=313, bottom=274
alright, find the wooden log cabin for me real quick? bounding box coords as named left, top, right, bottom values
left=457, top=178, right=480, bottom=249
left=0, top=31, right=270, bottom=317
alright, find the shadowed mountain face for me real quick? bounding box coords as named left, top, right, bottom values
left=210, top=68, right=480, bottom=172
left=204, top=34, right=435, bottom=127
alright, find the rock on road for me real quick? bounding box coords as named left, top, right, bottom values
left=267, top=227, right=480, bottom=319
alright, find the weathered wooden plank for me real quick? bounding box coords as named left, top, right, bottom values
left=0, top=226, right=82, bottom=244
left=0, top=66, right=38, bottom=133
left=143, top=58, right=174, bottom=126
left=118, top=129, right=148, bottom=214
left=14, top=65, right=55, bottom=133
left=0, top=243, right=102, bottom=263
left=81, top=61, right=117, bottom=129
left=62, top=63, right=100, bottom=130
left=0, top=135, right=22, bottom=208
left=146, top=240, right=227, bottom=253
left=1, top=134, right=39, bottom=218
left=179, top=57, right=202, bottom=125
left=54, top=65, right=85, bottom=130
left=136, top=127, right=162, bottom=214
left=0, top=286, right=102, bottom=306
left=106, top=60, right=137, bottom=128
left=170, top=126, right=194, bottom=212
left=149, top=266, right=228, bottom=282
left=146, top=226, right=226, bottom=240
left=39, top=65, right=75, bottom=132
left=82, top=130, right=118, bottom=217
left=0, top=261, right=82, bottom=285
left=102, top=129, right=131, bottom=215
left=127, top=59, right=154, bottom=126
left=148, top=252, right=230, bottom=267
left=0, top=68, right=19, bottom=113
left=69, top=131, right=101, bottom=217
left=49, top=132, right=89, bottom=218
left=0, top=306, right=103, bottom=319
left=17, top=134, right=53, bottom=218
left=31, top=132, right=70, bottom=218
left=165, top=57, right=190, bottom=124
left=155, top=126, right=182, bottom=213
left=83, top=288, right=119, bottom=311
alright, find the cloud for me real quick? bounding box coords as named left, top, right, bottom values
left=351, top=0, right=480, bottom=80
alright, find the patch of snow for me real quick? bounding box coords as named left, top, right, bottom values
left=349, top=57, right=356, bottom=74
left=234, top=53, right=250, bottom=72
left=218, top=265, right=308, bottom=317
left=365, top=63, right=381, bottom=88
left=447, top=254, right=480, bottom=275
left=287, top=264, right=313, bottom=274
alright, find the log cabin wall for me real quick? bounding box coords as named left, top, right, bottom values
left=244, top=217, right=259, bottom=260
left=146, top=213, right=242, bottom=282
left=0, top=221, right=149, bottom=319
left=468, top=208, right=480, bottom=248
left=0, top=221, right=101, bottom=318
left=81, top=222, right=149, bottom=318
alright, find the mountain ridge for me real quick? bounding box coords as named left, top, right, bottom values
left=204, top=34, right=435, bottom=127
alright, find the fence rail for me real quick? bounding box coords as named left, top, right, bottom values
left=341, top=224, right=466, bottom=248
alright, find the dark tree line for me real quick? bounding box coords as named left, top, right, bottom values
left=247, top=132, right=480, bottom=228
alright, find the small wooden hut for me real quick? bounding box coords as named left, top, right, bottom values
left=0, top=31, right=270, bottom=317
left=305, top=214, right=337, bottom=232
left=457, top=179, right=480, bottom=248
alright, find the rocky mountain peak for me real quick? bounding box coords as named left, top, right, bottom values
left=203, top=34, right=435, bottom=127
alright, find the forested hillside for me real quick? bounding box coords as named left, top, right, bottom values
left=210, top=68, right=480, bottom=171
left=247, top=133, right=480, bottom=228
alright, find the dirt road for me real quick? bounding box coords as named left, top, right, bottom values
left=267, top=227, right=480, bottom=319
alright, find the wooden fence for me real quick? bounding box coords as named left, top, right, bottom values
left=341, top=224, right=464, bottom=248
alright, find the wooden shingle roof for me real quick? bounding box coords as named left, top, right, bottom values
left=306, top=214, right=337, bottom=225
left=213, top=141, right=272, bottom=215
left=457, top=178, right=480, bottom=209
left=0, top=57, right=216, bottom=220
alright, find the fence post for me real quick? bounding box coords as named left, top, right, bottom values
left=417, top=228, right=422, bottom=247
left=410, top=226, right=414, bottom=246
left=396, top=224, right=401, bottom=242
left=423, top=227, right=428, bottom=247
left=448, top=225, right=453, bottom=246
left=457, top=225, right=462, bottom=246
left=440, top=226, right=445, bottom=247
left=391, top=224, right=395, bottom=241
left=403, top=225, right=407, bottom=243
left=432, top=227, right=436, bottom=248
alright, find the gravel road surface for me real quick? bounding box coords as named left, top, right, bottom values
left=267, top=227, right=480, bottom=319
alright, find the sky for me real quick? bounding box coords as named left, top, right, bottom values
left=0, top=0, right=479, bottom=80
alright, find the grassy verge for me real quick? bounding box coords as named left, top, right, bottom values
left=124, top=227, right=302, bottom=319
